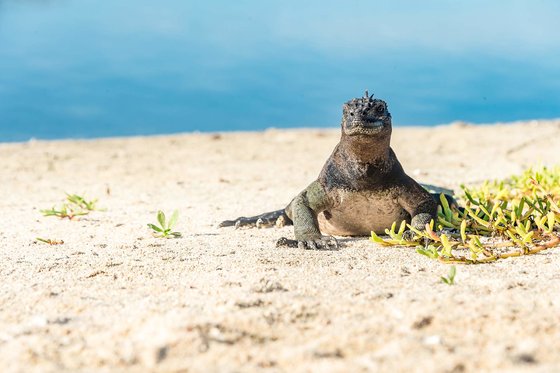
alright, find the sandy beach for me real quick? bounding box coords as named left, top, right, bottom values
left=1, top=120, right=560, bottom=372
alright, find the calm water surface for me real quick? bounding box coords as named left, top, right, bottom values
left=1, top=0, right=559, bottom=141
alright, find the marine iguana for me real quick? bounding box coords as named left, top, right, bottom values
left=220, top=91, right=456, bottom=250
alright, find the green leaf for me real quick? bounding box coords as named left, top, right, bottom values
left=397, top=220, right=406, bottom=236
left=440, top=233, right=453, bottom=257
left=460, top=219, right=467, bottom=242
left=416, top=245, right=439, bottom=259
left=466, top=207, right=491, bottom=228
left=441, top=265, right=456, bottom=285
left=168, top=210, right=179, bottom=229
left=517, top=197, right=525, bottom=216
left=547, top=211, right=555, bottom=233
left=437, top=217, right=456, bottom=229
left=406, top=224, right=426, bottom=237
left=449, top=265, right=456, bottom=279
left=478, top=203, right=491, bottom=219
left=157, top=211, right=166, bottom=229
left=370, top=231, right=387, bottom=244
left=463, top=189, right=479, bottom=206
left=148, top=223, right=163, bottom=232
left=524, top=220, right=531, bottom=233
left=439, top=193, right=452, bottom=221
left=522, top=231, right=534, bottom=243
left=385, top=221, right=397, bottom=238
left=416, top=248, right=433, bottom=258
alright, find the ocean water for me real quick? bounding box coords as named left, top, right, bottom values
left=1, top=0, right=559, bottom=142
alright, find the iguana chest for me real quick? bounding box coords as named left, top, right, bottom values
left=318, top=189, right=409, bottom=236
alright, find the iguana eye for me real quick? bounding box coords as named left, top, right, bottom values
left=376, top=105, right=385, bottom=114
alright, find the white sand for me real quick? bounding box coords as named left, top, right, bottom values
left=1, top=120, right=560, bottom=372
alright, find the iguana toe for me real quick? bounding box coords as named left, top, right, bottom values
left=276, top=237, right=298, bottom=248
left=275, top=215, right=289, bottom=228
left=276, top=236, right=338, bottom=250
left=402, top=229, right=417, bottom=241
left=299, top=237, right=339, bottom=250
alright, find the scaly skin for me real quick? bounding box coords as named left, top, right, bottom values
left=220, top=91, right=446, bottom=250
left=284, top=181, right=338, bottom=250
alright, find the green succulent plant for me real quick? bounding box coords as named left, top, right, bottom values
left=371, top=166, right=560, bottom=264
left=147, top=210, right=182, bottom=238
left=441, top=265, right=456, bottom=285
left=41, top=193, right=103, bottom=219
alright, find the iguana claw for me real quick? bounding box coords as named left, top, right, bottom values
left=402, top=229, right=416, bottom=241
left=276, top=236, right=338, bottom=250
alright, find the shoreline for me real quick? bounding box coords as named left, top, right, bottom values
left=2, top=117, right=560, bottom=145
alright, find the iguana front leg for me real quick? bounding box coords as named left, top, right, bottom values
left=398, top=176, right=438, bottom=237
left=279, top=181, right=338, bottom=250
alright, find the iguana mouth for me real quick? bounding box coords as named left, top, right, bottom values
left=345, top=120, right=386, bottom=135
left=359, top=120, right=384, bottom=128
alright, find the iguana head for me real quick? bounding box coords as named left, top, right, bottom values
left=341, top=91, right=392, bottom=138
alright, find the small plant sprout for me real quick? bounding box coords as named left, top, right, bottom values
left=41, top=193, right=104, bottom=219
left=370, top=166, right=560, bottom=264
left=65, top=193, right=104, bottom=212
left=441, top=265, right=456, bottom=285
left=36, top=237, right=64, bottom=245
left=148, top=210, right=182, bottom=238
left=40, top=204, right=89, bottom=220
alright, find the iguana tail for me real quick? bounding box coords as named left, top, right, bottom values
left=218, top=209, right=293, bottom=229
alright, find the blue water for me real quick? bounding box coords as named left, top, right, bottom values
left=1, top=0, right=560, bottom=142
